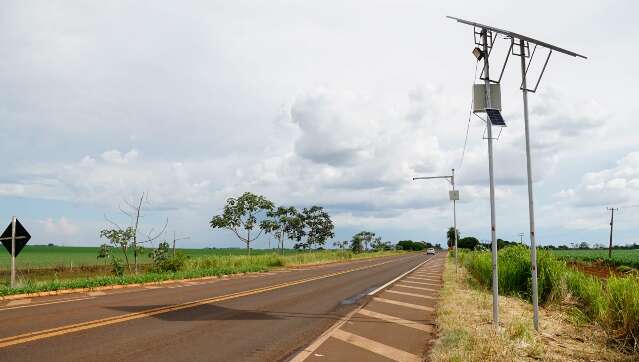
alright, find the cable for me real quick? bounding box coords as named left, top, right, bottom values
left=458, top=60, right=480, bottom=169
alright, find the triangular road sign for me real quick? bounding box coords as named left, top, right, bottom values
left=0, top=219, right=31, bottom=257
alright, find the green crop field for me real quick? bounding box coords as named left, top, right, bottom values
left=551, top=249, right=639, bottom=269
left=0, top=245, right=300, bottom=270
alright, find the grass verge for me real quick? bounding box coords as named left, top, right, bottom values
left=461, top=245, right=639, bottom=350
left=430, top=258, right=632, bottom=361
left=0, top=250, right=406, bottom=297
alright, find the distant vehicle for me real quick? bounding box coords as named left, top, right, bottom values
left=426, top=248, right=436, bottom=255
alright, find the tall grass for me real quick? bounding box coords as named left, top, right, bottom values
left=0, top=250, right=405, bottom=297
left=460, top=245, right=639, bottom=350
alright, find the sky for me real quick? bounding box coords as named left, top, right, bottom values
left=1, top=1, right=638, bottom=249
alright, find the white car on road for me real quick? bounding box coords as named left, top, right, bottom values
left=426, top=248, right=436, bottom=255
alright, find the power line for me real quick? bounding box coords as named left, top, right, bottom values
left=458, top=60, right=480, bottom=169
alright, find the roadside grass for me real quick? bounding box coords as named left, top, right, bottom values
left=430, top=258, right=631, bottom=361
left=460, top=245, right=639, bottom=352
left=0, top=245, right=301, bottom=270
left=0, top=250, right=406, bottom=297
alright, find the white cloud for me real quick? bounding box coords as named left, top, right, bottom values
left=555, top=151, right=639, bottom=208
left=41, top=217, right=79, bottom=237
left=100, top=149, right=139, bottom=164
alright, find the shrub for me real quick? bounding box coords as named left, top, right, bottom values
left=110, top=257, right=124, bottom=277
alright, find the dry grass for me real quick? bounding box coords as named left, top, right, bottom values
left=430, top=258, right=633, bottom=362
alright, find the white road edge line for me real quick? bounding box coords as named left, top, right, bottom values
left=367, top=255, right=434, bottom=296
left=0, top=296, right=96, bottom=311
left=288, top=254, right=434, bottom=362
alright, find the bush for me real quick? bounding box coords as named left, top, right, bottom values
left=111, top=257, right=124, bottom=277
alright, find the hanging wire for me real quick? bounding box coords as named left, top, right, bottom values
left=458, top=60, right=480, bottom=169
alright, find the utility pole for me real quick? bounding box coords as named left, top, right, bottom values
left=413, top=168, right=459, bottom=273
left=172, top=231, right=190, bottom=257
left=607, top=207, right=618, bottom=259
left=519, top=233, right=524, bottom=244
left=448, top=14, right=586, bottom=332
left=481, top=28, right=500, bottom=327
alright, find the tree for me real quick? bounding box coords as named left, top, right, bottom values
left=333, top=240, right=349, bottom=250
left=210, top=192, right=274, bottom=255
left=261, top=206, right=302, bottom=254
left=97, top=243, right=112, bottom=265
left=350, top=231, right=375, bottom=251
left=104, top=192, right=168, bottom=274
left=458, top=236, right=480, bottom=250
left=100, top=227, right=135, bottom=272
left=350, top=233, right=364, bottom=253
left=371, top=237, right=391, bottom=251
left=294, top=206, right=334, bottom=250
left=447, top=227, right=460, bottom=249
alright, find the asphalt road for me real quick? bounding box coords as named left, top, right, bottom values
left=0, top=252, right=434, bottom=361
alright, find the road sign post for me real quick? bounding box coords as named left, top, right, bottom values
left=0, top=217, right=32, bottom=288
left=11, top=217, right=16, bottom=288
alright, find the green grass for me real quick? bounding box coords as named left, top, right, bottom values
left=0, top=250, right=407, bottom=297
left=0, top=245, right=300, bottom=270
left=459, top=246, right=639, bottom=350
left=551, top=249, right=639, bottom=269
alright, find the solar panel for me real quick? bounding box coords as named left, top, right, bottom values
left=486, top=108, right=506, bottom=126
left=447, top=16, right=587, bottom=59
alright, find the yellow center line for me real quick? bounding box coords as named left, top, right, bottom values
left=0, top=256, right=414, bottom=349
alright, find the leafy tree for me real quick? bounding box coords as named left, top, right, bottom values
left=210, top=192, right=274, bottom=255
left=458, top=236, right=480, bottom=250
left=100, top=227, right=135, bottom=273
left=333, top=240, right=349, bottom=250
left=294, top=206, right=334, bottom=250
left=261, top=206, right=302, bottom=254
left=350, top=233, right=364, bottom=253
left=447, top=227, right=460, bottom=249
left=396, top=240, right=425, bottom=251
left=371, top=237, right=391, bottom=251
left=110, top=257, right=124, bottom=277
left=97, top=243, right=112, bottom=265
left=351, top=231, right=375, bottom=251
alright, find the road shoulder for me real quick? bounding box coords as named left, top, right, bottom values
left=291, top=252, right=446, bottom=362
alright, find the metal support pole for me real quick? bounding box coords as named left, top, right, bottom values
left=11, top=216, right=16, bottom=289
left=607, top=207, right=617, bottom=259
left=482, top=29, right=499, bottom=326
left=520, top=41, right=540, bottom=331
left=452, top=168, right=458, bottom=274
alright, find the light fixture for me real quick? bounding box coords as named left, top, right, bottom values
left=472, top=47, right=484, bottom=60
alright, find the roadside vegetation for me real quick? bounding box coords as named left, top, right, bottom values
left=0, top=249, right=406, bottom=297
left=458, top=245, right=639, bottom=352
left=431, top=257, right=632, bottom=361
left=0, top=191, right=433, bottom=297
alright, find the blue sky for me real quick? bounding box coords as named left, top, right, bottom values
left=1, top=1, right=638, bottom=248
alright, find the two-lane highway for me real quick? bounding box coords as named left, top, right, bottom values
left=0, top=253, right=435, bottom=361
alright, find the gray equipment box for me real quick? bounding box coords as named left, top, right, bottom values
left=473, top=84, right=501, bottom=113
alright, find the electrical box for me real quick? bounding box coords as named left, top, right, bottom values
left=473, top=84, right=501, bottom=113
left=449, top=190, right=460, bottom=201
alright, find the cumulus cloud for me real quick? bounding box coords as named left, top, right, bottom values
left=554, top=151, right=639, bottom=208
left=41, top=217, right=79, bottom=237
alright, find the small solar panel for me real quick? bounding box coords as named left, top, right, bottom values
left=486, top=108, right=506, bottom=126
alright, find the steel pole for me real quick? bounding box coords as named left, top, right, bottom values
left=520, top=41, right=540, bottom=331
left=608, top=208, right=615, bottom=259
left=452, top=168, right=458, bottom=274
left=482, top=29, right=499, bottom=326
left=11, top=216, right=16, bottom=288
